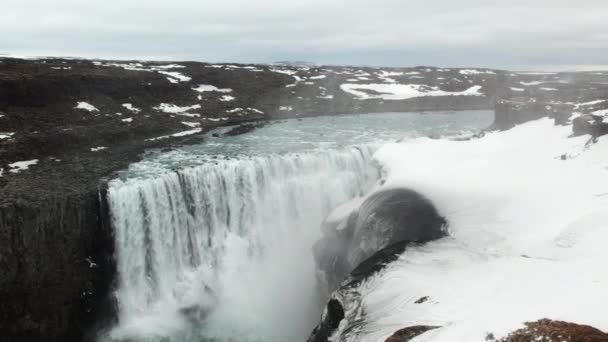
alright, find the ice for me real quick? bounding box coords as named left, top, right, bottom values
left=340, top=84, right=483, bottom=100
left=332, top=119, right=608, bottom=341
left=75, top=102, right=99, bottom=112
left=8, top=159, right=39, bottom=173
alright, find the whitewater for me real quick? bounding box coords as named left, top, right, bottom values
left=100, top=111, right=491, bottom=342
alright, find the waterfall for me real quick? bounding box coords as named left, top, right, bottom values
left=104, top=145, right=379, bottom=342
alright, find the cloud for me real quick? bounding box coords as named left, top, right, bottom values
left=2, top=0, right=608, bottom=70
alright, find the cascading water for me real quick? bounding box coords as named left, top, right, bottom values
left=99, top=111, right=494, bottom=342
left=106, top=147, right=378, bottom=341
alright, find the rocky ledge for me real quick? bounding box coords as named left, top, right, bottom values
left=1, top=57, right=608, bottom=341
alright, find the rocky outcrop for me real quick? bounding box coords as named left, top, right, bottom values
left=309, top=189, right=447, bottom=342
left=572, top=114, right=608, bottom=138
left=313, top=188, right=447, bottom=292
left=385, top=325, right=439, bottom=342
left=490, top=319, right=608, bottom=342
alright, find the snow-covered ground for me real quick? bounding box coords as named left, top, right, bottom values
left=332, top=119, right=608, bottom=341
left=340, top=84, right=483, bottom=100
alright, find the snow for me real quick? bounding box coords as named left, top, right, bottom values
left=340, top=83, right=483, bottom=100
left=192, top=85, right=233, bottom=93
left=159, top=71, right=191, bottom=83
left=247, top=108, right=264, bottom=114
left=309, top=75, right=326, bottom=80
left=75, top=102, right=99, bottom=112
left=0, top=132, right=15, bottom=140
left=575, top=99, right=607, bottom=108
left=520, top=81, right=544, bottom=86
left=540, top=87, right=558, bottom=91
left=510, top=87, right=525, bottom=91
left=122, top=103, right=141, bottom=113
left=122, top=118, right=133, bottom=123
left=332, top=119, right=608, bottom=341
left=154, top=103, right=201, bottom=114
left=146, top=128, right=203, bottom=141
left=279, top=106, right=293, bottom=111
left=220, top=95, right=235, bottom=102
left=226, top=108, right=243, bottom=114
left=8, top=159, right=38, bottom=173
left=181, top=121, right=201, bottom=128
left=459, top=69, right=496, bottom=75
left=90, top=146, right=107, bottom=152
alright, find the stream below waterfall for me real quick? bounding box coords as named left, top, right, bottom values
left=99, top=111, right=492, bottom=342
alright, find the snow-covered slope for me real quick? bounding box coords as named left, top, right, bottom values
left=327, top=119, right=608, bottom=341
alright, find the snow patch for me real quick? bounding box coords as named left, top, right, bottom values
left=122, top=103, right=141, bottom=113
left=75, top=102, right=99, bottom=112
left=146, top=128, right=203, bottom=141
left=121, top=118, right=133, bottom=123
left=220, top=95, right=235, bottom=102
left=192, top=85, right=233, bottom=93
left=154, top=103, right=201, bottom=114
left=90, top=146, right=107, bottom=152
left=8, top=159, right=38, bottom=173
left=0, top=132, right=15, bottom=140
left=181, top=121, right=200, bottom=128
left=340, top=83, right=483, bottom=100
left=159, top=71, right=191, bottom=83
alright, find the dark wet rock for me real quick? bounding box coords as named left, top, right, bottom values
left=385, top=325, right=439, bottom=342
left=572, top=114, right=608, bottom=138
left=314, top=188, right=447, bottom=292
left=490, top=319, right=608, bottom=342
left=222, top=121, right=267, bottom=136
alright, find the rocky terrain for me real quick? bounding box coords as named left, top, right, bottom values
left=1, top=57, right=608, bottom=341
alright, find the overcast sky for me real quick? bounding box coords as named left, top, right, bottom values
left=2, top=0, right=607, bottom=70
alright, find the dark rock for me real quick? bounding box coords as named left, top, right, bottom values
left=222, top=121, right=267, bottom=136
left=572, top=114, right=608, bottom=138
left=385, top=325, right=439, bottom=342
left=414, top=296, right=429, bottom=304
left=492, top=319, right=608, bottom=342
left=314, top=188, right=447, bottom=292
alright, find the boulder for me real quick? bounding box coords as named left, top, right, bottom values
left=385, top=325, right=439, bottom=342
left=313, top=188, right=447, bottom=292
left=572, top=114, right=608, bottom=137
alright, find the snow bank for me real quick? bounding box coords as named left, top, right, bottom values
left=340, top=84, right=483, bottom=100
left=335, top=119, right=608, bottom=341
